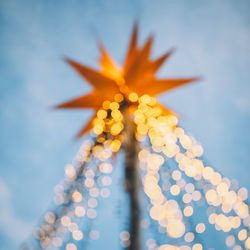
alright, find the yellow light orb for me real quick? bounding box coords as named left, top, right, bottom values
left=192, top=191, right=201, bottom=201
left=170, top=185, right=180, bottom=196
left=88, top=198, right=98, bottom=208
left=102, top=100, right=111, bottom=109
left=150, top=205, right=166, bottom=221
left=114, top=93, right=124, bottom=103
left=208, top=213, right=217, bottom=224
left=205, top=189, right=219, bottom=206
left=89, top=187, right=99, bottom=197
left=72, top=191, right=82, bottom=203
left=52, top=237, right=62, bottom=247
left=97, top=109, right=107, bottom=119
left=245, top=236, right=250, bottom=249
left=192, top=243, right=203, bottom=250
left=140, top=94, right=151, bottom=104
left=149, top=97, right=157, bottom=106
left=72, top=230, right=83, bottom=241
left=61, top=216, right=71, bottom=226
left=111, top=110, right=123, bottom=121
left=110, top=122, right=124, bottom=135
left=109, top=101, right=119, bottom=110
left=152, top=107, right=162, bottom=117
left=185, top=183, right=195, bottom=193
left=128, top=92, right=138, bottom=102
left=120, top=231, right=130, bottom=241
left=68, top=222, right=78, bottom=232
left=110, top=139, right=121, bottom=152
left=216, top=182, right=229, bottom=196
left=100, top=188, right=110, bottom=198
left=93, top=124, right=103, bottom=135
left=192, top=145, right=203, bottom=157
left=183, top=193, right=192, bottom=204
left=166, top=220, right=185, bottom=238
left=137, top=124, right=148, bottom=135
left=202, top=166, right=214, bottom=180
left=238, top=187, right=248, bottom=201
left=234, top=202, right=249, bottom=219
left=184, top=206, right=194, bottom=217
left=75, top=206, right=85, bottom=217
left=138, top=105, right=149, bottom=115
left=87, top=209, right=97, bottom=219
left=233, top=246, right=242, bottom=250
left=226, top=235, right=235, bottom=247
left=179, top=135, right=192, bottom=149
left=119, top=84, right=129, bottom=94
left=85, top=178, right=95, bottom=188
left=211, top=172, right=222, bottom=186
left=66, top=243, right=77, bottom=250
left=44, top=212, right=55, bottom=224
left=101, top=176, right=112, bottom=186
left=238, top=229, right=247, bottom=241
left=185, top=232, right=195, bottom=243
left=175, top=127, right=184, bottom=137
left=231, top=216, right=241, bottom=229
left=99, top=163, right=113, bottom=173
left=65, top=165, right=76, bottom=180
left=195, top=223, right=205, bottom=233
left=138, top=149, right=150, bottom=162
left=172, top=170, right=182, bottom=181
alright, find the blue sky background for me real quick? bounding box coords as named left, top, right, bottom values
left=0, top=0, right=250, bottom=249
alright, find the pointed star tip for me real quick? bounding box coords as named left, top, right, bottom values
left=133, top=19, right=139, bottom=28
left=131, top=20, right=139, bottom=37
left=50, top=104, right=59, bottom=110
left=145, top=34, right=154, bottom=44
left=74, top=134, right=81, bottom=140
left=147, top=34, right=155, bottom=45
left=97, top=40, right=107, bottom=58
left=195, top=76, right=203, bottom=82
left=62, top=56, right=73, bottom=64
left=148, top=33, right=154, bottom=39
left=169, top=47, right=177, bottom=54
left=96, top=38, right=104, bottom=49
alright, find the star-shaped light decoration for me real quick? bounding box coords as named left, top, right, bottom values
left=55, top=23, right=199, bottom=138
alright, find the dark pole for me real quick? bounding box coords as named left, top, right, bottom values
left=123, top=110, right=140, bottom=250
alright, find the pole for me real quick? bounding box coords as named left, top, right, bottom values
left=123, top=110, right=140, bottom=250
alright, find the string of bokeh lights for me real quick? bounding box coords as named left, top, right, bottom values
left=134, top=94, right=249, bottom=250
left=24, top=93, right=250, bottom=250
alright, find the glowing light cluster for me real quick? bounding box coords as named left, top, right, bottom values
left=32, top=138, right=115, bottom=249
left=93, top=100, right=124, bottom=136
left=134, top=95, right=249, bottom=249
left=140, top=148, right=186, bottom=239
left=27, top=93, right=250, bottom=250
left=29, top=93, right=250, bottom=250
left=120, top=231, right=131, bottom=248
left=158, top=243, right=203, bottom=250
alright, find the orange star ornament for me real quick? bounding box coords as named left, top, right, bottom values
left=55, top=24, right=200, bottom=138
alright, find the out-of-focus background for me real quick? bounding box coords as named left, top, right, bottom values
left=0, top=0, right=249, bottom=249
